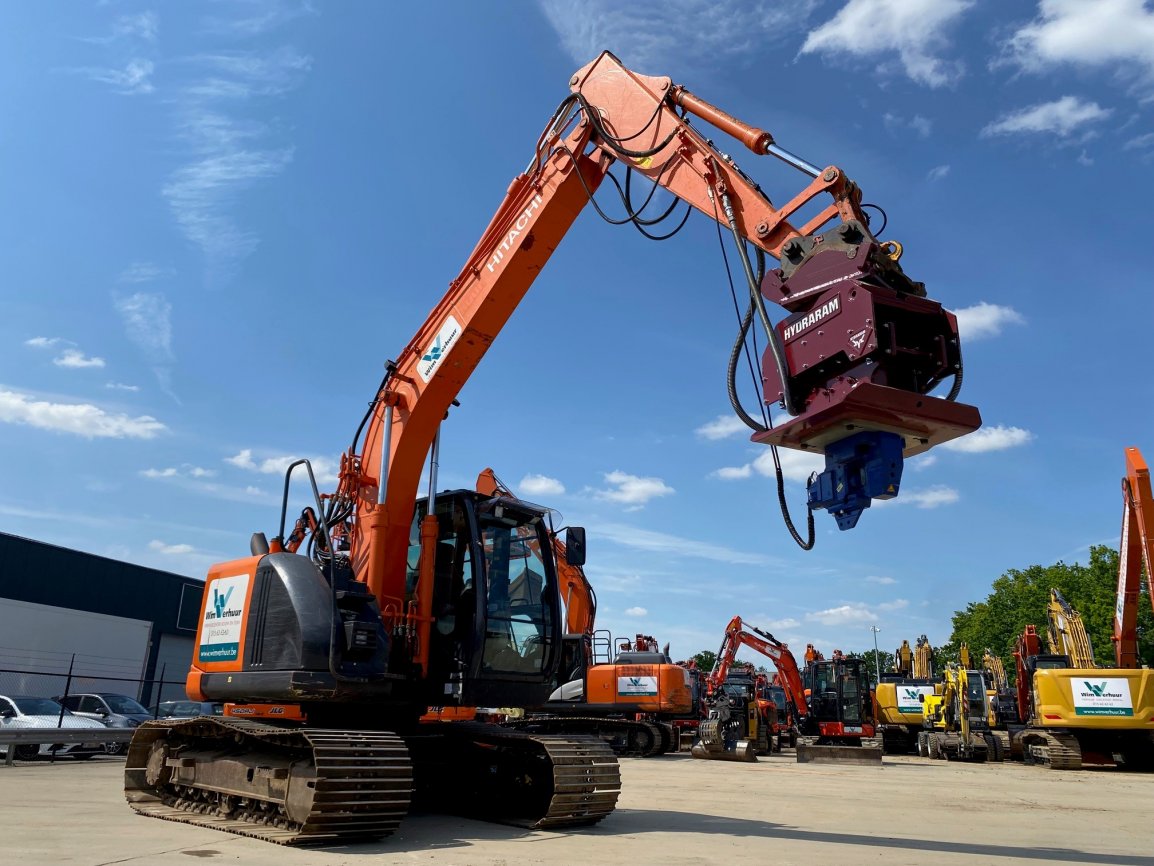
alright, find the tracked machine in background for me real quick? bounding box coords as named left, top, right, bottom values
left=874, top=635, right=941, bottom=754
left=798, top=646, right=883, bottom=764
left=981, top=648, right=1020, bottom=757
left=124, top=51, right=980, bottom=844
left=693, top=616, right=807, bottom=762
left=918, top=664, right=1000, bottom=762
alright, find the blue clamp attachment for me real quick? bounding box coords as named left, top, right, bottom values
left=806, top=431, right=905, bottom=530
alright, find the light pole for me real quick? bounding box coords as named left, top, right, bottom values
left=870, top=625, right=882, bottom=686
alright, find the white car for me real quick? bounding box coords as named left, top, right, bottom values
left=0, top=695, right=108, bottom=760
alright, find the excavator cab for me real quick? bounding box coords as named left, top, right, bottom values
left=410, top=490, right=564, bottom=709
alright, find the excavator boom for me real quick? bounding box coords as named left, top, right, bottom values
left=1115, top=447, right=1154, bottom=668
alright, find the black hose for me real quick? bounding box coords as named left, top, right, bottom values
left=719, top=192, right=797, bottom=416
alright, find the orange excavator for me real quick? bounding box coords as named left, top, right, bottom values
left=692, top=616, right=806, bottom=761
left=124, top=52, right=978, bottom=845
left=474, top=469, right=691, bottom=756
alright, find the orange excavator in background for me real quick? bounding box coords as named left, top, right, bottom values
left=124, top=51, right=979, bottom=845
left=474, top=469, right=691, bottom=757
left=693, top=616, right=806, bottom=761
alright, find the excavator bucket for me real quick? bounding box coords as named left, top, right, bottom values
left=796, top=742, right=883, bottom=766
left=690, top=739, right=757, bottom=762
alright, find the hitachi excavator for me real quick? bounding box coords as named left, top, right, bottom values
left=874, top=635, right=940, bottom=754
left=692, top=616, right=807, bottom=762
left=123, top=52, right=979, bottom=845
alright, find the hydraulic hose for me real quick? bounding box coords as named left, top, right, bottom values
left=718, top=191, right=797, bottom=417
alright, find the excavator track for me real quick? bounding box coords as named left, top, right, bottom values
left=124, top=718, right=412, bottom=845
left=1023, top=730, right=1082, bottom=770
left=407, top=721, right=620, bottom=828
left=502, top=716, right=666, bottom=757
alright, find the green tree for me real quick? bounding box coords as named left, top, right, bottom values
left=847, top=650, right=895, bottom=685
left=949, top=545, right=1154, bottom=684
left=691, top=649, right=717, bottom=672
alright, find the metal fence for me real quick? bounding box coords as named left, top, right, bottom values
left=0, top=653, right=187, bottom=710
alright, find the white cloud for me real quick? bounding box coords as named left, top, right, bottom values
left=141, top=467, right=178, bottom=479
left=806, top=598, right=906, bottom=625
left=1000, top=0, right=1154, bottom=93
left=115, top=292, right=175, bottom=393
left=25, top=337, right=65, bottom=349
left=801, top=0, right=975, bottom=87
left=695, top=414, right=748, bottom=441
left=590, top=522, right=776, bottom=566
left=118, top=261, right=173, bottom=283
left=712, top=464, right=753, bottom=481
left=1124, top=132, right=1154, bottom=150
left=519, top=474, right=566, bottom=497
left=538, top=0, right=820, bottom=71
left=625, top=606, right=648, bottom=617
left=148, top=540, right=195, bottom=556
left=164, top=47, right=309, bottom=284
left=164, top=146, right=293, bottom=283
left=1077, top=150, right=1094, bottom=167
left=942, top=424, right=1034, bottom=453
left=225, top=448, right=338, bottom=485
left=106, top=382, right=141, bottom=392
left=927, top=165, right=951, bottom=182
left=911, top=453, right=938, bottom=471
left=54, top=349, right=106, bottom=369
left=0, top=389, right=166, bottom=439
left=884, top=112, right=933, bottom=138
left=591, top=471, right=674, bottom=509
left=81, top=12, right=159, bottom=44
left=142, top=465, right=216, bottom=480
left=66, top=59, right=155, bottom=95
left=866, top=576, right=898, bottom=585
left=981, top=96, right=1112, bottom=139
left=763, top=617, right=801, bottom=630
left=806, top=604, right=876, bottom=626
left=895, top=485, right=960, bottom=509
left=952, top=302, right=1026, bottom=340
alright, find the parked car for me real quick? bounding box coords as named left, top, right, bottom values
left=0, top=695, right=107, bottom=760
left=152, top=700, right=224, bottom=718
left=55, top=693, right=153, bottom=755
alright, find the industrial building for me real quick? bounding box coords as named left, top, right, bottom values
left=0, top=531, right=203, bottom=705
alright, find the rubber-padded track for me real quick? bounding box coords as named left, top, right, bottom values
left=125, top=718, right=412, bottom=845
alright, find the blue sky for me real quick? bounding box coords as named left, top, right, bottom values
left=1, top=0, right=1151, bottom=665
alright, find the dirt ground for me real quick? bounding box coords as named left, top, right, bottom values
left=3, top=751, right=1153, bottom=866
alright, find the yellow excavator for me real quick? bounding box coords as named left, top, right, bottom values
left=981, top=648, right=1020, bottom=757
left=1012, top=587, right=1154, bottom=770
left=874, top=636, right=940, bottom=754
left=918, top=664, right=1001, bottom=762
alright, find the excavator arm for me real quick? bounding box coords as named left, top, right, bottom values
left=1115, top=447, right=1154, bottom=668
left=708, top=616, right=807, bottom=712
left=1046, top=588, right=1096, bottom=668
left=290, top=51, right=978, bottom=675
